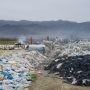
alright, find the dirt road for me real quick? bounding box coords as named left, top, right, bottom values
left=28, top=69, right=90, bottom=90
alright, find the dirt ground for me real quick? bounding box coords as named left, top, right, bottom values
left=28, top=70, right=90, bottom=90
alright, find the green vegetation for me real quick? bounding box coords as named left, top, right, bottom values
left=30, top=74, right=37, bottom=81
left=0, top=38, right=17, bottom=44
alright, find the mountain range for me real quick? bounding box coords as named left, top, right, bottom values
left=0, top=20, right=90, bottom=38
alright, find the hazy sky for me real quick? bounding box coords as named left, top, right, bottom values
left=0, top=0, right=90, bottom=22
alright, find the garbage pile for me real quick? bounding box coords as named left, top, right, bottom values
left=0, top=51, right=47, bottom=90
left=53, top=41, right=90, bottom=57
left=44, top=54, right=90, bottom=86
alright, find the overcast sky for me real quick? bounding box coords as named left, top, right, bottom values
left=0, top=0, right=90, bottom=22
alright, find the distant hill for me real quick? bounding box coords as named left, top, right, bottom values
left=0, top=20, right=90, bottom=38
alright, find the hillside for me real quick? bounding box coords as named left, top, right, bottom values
left=0, top=20, right=90, bottom=38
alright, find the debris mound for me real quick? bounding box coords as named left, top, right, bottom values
left=44, top=55, right=90, bottom=86
left=0, top=51, right=47, bottom=90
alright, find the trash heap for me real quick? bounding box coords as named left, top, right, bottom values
left=44, top=54, right=90, bottom=86
left=0, top=51, right=47, bottom=90
left=54, top=41, right=90, bottom=57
